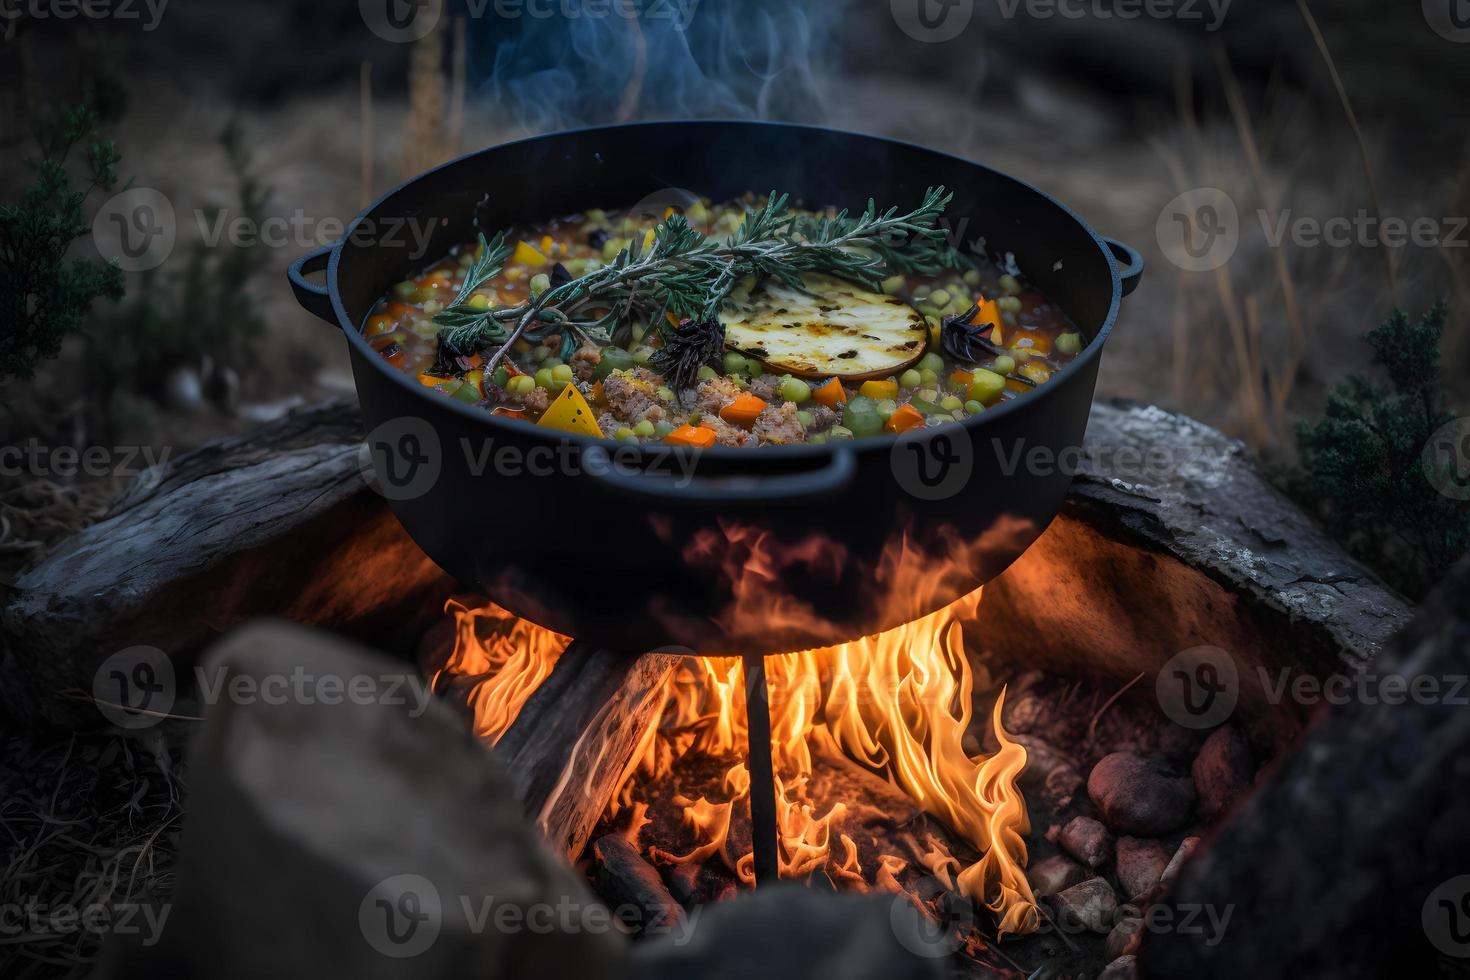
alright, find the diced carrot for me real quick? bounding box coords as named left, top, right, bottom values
left=949, top=369, right=974, bottom=389
left=364, top=313, right=397, bottom=337
left=885, top=403, right=926, bottom=434
left=665, top=424, right=717, bottom=448
left=971, top=297, right=1002, bottom=330
left=812, top=378, right=847, bottom=408
left=1005, top=378, right=1032, bottom=395
left=513, top=240, right=548, bottom=266
left=719, top=393, right=768, bottom=429
left=417, top=372, right=446, bottom=388
left=859, top=379, right=898, bottom=401
left=456, top=352, right=485, bottom=371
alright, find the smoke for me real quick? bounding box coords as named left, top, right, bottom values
left=467, top=0, right=843, bottom=133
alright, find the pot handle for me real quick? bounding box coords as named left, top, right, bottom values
left=288, top=243, right=337, bottom=325
left=1101, top=237, right=1144, bottom=297
left=581, top=444, right=857, bottom=506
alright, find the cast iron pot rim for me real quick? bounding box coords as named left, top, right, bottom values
left=316, top=119, right=1129, bottom=459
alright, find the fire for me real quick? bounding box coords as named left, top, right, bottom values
left=614, top=587, right=1039, bottom=936
left=425, top=597, right=570, bottom=744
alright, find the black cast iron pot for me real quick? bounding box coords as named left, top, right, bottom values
left=288, top=121, right=1142, bottom=656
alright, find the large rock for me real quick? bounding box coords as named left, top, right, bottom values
left=1053, top=877, right=1119, bottom=934
left=1058, top=815, right=1114, bottom=869
left=1, top=402, right=454, bottom=728
left=1088, top=752, right=1196, bottom=836
left=1192, top=724, right=1255, bottom=821
left=1027, top=854, right=1088, bottom=897
left=632, top=886, right=942, bottom=980
left=1114, top=837, right=1172, bottom=901
left=96, top=622, right=626, bottom=980
left=981, top=400, right=1411, bottom=749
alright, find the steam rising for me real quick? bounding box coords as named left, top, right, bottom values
left=471, top=0, right=840, bottom=132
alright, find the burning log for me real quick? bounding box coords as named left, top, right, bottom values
left=591, top=834, right=685, bottom=935
left=494, top=642, right=678, bottom=862
left=2, top=401, right=454, bottom=727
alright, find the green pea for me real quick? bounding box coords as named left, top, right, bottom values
left=998, top=295, right=1023, bottom=314
left=632, top=348, right=653, bottom=365
left=530, top=273, right=551, bottom=297
left=723, top=352, right=748, bottom=375
left=551, top=364, right=574, bottom=383
left=999, top=274, right=1022, bottom=296
left=876, top=399, right=898, bottom=420
left=809, top=433, right=828, bottom=445
left=828, top=425, right=854, bottom=440
left=491, top=366, right=510, bottom=389
left=919, top=352, right=945, bottom=374
left=534, top=368, right=554, bottom=389
left=615, top=427, right=637, bottom=442
left=962, top=269, right=983, bottom=287
left=602, top=237, right=627, bottom=261
left=881, top=274, right=907, bottom=295
left=917, top=304, right=941, bottom=320
left=779, top=377, right=811, bottom=403
left=965, top=400, right=985, bottom=415
left=968, top=369, right=1007, bottom=405
left=928, top=289, right=951, bottom=308
left=595, top=346, right=636, bottom=379
left=795, top=410, right=814, bottom=427
left=633, top=419, right=656, bottom=437
left=919, top=369, right=938, bottom=386
left=1056, top=332, right=1082, bottom=356
left=940, top=395, right=963, bottom=412
left=392, top=281, right=418, bottom=300
left=654, top=420, right=675, bottom=438
left=657, top=386, right=675, bottom=402
left=841, top=405, right=884, bottom=438
left=900, top=369, right=922, bottom=389
left=992, top=355, right=1017, bottom=376
left=697, top=365, right=718, bottom=381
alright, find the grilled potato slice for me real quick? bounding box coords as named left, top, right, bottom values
left=718, top=273, right=928, bottom=380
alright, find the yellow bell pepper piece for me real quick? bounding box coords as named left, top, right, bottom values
left=513, top=240, right=548, bottom=267
left=859, top=379, right=899, bottom=401
left=535, top=384, right=604, bottom=437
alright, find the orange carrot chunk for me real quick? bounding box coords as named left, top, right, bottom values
left=812, top=378, right=847, bottom=408
left=885, top=403, right=926, bottom=434
left=665, top=424, right=718, bottom=448
left=719, top=393, right=768, bottom=429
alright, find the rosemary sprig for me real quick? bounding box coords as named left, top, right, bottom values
left=432, top=187, right=959, bottom=371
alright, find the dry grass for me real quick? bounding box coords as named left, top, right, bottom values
left=0, top=730, right=186, bottom=979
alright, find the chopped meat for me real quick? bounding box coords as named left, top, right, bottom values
left=747, top=374, right=782, bottom=403
left=702, top=416, right=755, bottom=447
left=602, top=370, right=668, bottom=425
left=806, top=404, right=838, bottom=431
left=751, top=401, right=807, bottom=445
left=694, top=376, right=744, bottom=415
left=516, top=387, right=551, bottom=414
left=570, top=343, right=602, bottom=382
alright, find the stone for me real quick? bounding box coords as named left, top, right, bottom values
left=1157, top=837, right=1201, bottom=895
left=1115, top=837, right=1172, bottom=900
left=632, top=886, right=942, bottom=980
left=1193, top=725, right=1255, bottom=821
left=1027, top=854, right=1088, bottom=897
left=1100, top=954, right=1139, bottom=980
left=1088, top=752, right=1196, bottom=835
left=1058, top=816, right=1114, bottom=869
left=1053, top=877, right=1118, bottom=934
left=1106, top=916, right=1144, bottom=959
left=95, top=622, right=625, bottom=980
